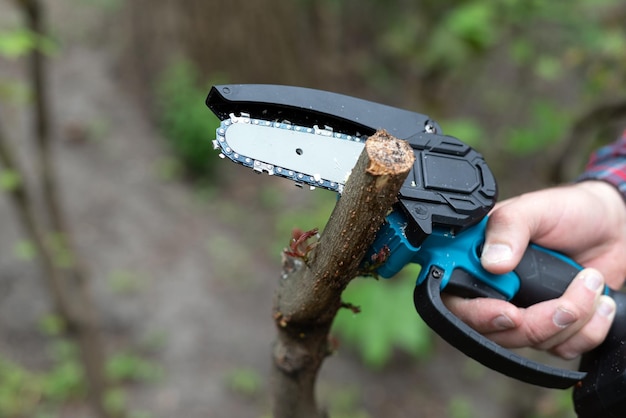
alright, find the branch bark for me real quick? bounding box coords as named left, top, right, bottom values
left=271, top=130, right=415, bottom=418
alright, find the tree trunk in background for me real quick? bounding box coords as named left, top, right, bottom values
left=119, top=0, right=419, bottom=106
left=122, top=0, right=309, bottom=100
left=14, top=1, right=118, bottom=417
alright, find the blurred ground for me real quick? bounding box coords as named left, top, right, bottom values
left=0, top=2, right=577, bottom=418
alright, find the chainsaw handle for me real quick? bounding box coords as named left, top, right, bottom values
left=414, top=264, right=587, bottom=388
left=410, top=218, right=587, bottom=388
left=408, top=217, right=626, bottom=415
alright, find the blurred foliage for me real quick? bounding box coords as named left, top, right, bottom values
left=531, top=389, right=577, bottom=418
left=0, top=169, right=21, bottom=191
left=0, top=342, right=85, bottom=417
left=448, top=396, right=475, bottom=418
left=438, top=118, right=487, bottom=149
left=224, top=367, right=263, bottom=398
left=0, top=313, right=162, bottom=418
left=504, top=100, right=569, bottom=155
left=333, top=266, right=432, bottom=369
left=378, top=0, right=625, bottom=92
left=106, top=351, right=163, bottom=383
left=107, top=269, right=149, bottom=295
left=155, top=60, right=224, bottom=181
left=318, top=384, right=371, bottom=418
left=0, top=28, right=57, bottom=59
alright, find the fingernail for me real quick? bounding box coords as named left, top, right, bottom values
left=482, top=243, right=513, bottom=265
left=553, top=307, right=576, bottom=328
left=597, top=296, right=616, bottom=319
left=493, top=314, right=515, bottom=330
left=582, top=270, right=603, bottom=292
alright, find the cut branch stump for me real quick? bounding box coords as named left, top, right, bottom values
left=272, top=129, right=415, bottom=418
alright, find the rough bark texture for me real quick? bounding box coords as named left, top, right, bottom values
left=271, top=130, right=415, bottom=418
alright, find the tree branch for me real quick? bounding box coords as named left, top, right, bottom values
left=11, top=1, right=117, bottom=417
left=0, top=117, right=71, bottom=320
left=271, top=130, right=415, bottom=418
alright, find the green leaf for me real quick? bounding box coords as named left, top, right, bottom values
left=42, top=358, right=85, bottom=402
left=0, top=29, right=58, bottom=59
left=0, top=170, right=21, bottom=191
left=444, top=2, right=497, bottom=49
left=448, top=396, right=475, bottom=418
left=14, top=240, right=37, bottom=261
left=510, top=39, right=534, bottom=65
left=600, top=29, right=626, bottom=57
left=0, top=29, right=36, bottom=58
left=505, top=100, right=569, bottom=155
left=0, top=80, right=31, bottom=104
left=535, top=55, right=563, bottom=80
left=107, top=270, right=146, bottom=294
left=155, top=61, right=225, bottom=180
left=224, top=368, right=262, bottom=396
left=38, top=314, right=65, bottom=337
left=104, top=388, right=127, bottom=415
left=106, top=352, right=163, bottom=383
left=440, top=118, right=486, bottom=148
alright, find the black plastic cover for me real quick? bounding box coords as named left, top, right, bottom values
left=397, top=133, right=497, bottom=246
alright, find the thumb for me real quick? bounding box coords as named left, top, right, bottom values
left=481, top=202, right=533, bottom=275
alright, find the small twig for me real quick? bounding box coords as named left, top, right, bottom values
left=340, top=302, right=362, bottom=314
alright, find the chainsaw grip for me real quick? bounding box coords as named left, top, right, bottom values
left=414, top=263, right=586, bottom=389
left=511, top=244, right=583, bottom=307
left=410, top=220, right=626, bottom=413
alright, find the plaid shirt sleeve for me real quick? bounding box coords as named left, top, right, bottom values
left=576, top=130, right=626, bottom=198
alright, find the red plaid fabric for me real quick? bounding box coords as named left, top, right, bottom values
left=577, top=130, right=626, bottom=198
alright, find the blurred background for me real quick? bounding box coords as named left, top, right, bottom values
left=0, top=0, right=625, bottom=417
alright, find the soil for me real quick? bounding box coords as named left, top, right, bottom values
left=0, top=2, right=571, bottom=418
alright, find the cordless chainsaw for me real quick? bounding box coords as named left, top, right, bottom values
left=206, top=84, right=626, bottom=417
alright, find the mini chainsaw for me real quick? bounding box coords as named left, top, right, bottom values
left=206, top=84, right=626, bottom=417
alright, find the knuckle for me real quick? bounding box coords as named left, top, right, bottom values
left=525, top=325, right=552, bottom=347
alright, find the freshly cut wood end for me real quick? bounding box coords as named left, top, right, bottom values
left=365, top=129, right=415, bottom=176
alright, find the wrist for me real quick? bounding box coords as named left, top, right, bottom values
left=576, top=180, right=625, bottom=213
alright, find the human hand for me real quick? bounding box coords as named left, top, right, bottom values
left=444, top=180, right=626, bottom=359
